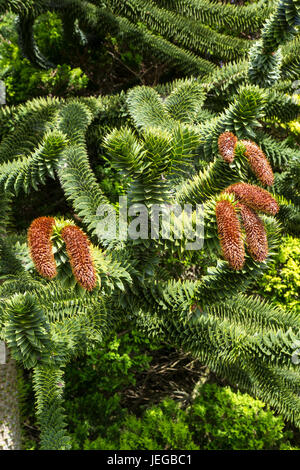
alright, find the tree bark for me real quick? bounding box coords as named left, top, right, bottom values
left=0, top=343, right=21, bottom=450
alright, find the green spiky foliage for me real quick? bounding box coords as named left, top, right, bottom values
left=0, top=74, right=300, bottom=450
left=0, top=0, right=282, bottom=77
left=0, top=0, right=298, bottom=131
left=0, top=0, right=299, bottom=451
left=190, top=0, right=299, bottom=116
left=248, top=0, right=300, bottom=87
left=1, top=0, right=297, bottom=84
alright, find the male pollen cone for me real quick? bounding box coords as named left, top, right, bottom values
left=215, top=200, right=245, bottom=270
left=237, top=203, right=268, bottom=262
left=241, top=140, right=274, bottom=186
left=218, top=132, right=238, bottom=163
left=28, top=217, right=57, bottom=279
left=225, top=183, right=279, bottom=215
left=61, top=225, right=97, bottom=291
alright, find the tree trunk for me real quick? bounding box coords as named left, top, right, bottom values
left=0, top=342, right=21, bottom=450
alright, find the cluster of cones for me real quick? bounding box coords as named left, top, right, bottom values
left=215, top=132, right=279, bottom=270
left=215, top=183, right=279, bottom=270
left=28, top=217, right=97, bottom=291
left=27, top=131, right=278, bottom=278
left=218, top=131, right=274, bottom=186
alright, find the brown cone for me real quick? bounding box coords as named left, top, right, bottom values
left=218, top=132, right=238, bottom=163
left=241, top=140, right=274, bottom=186
left=225, top=183, right=279, bottom=215
left=28, top=217, right=57, bottom=279
left=215, top=200, right=245, bottom=270
left=237, top=203, right=268, bottom=262
left=61, top=225, right=97, bottom=291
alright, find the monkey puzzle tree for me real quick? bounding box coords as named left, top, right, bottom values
left=0, top=0, right=274, bottom=74
left=1, top=0, right=299, bottom=85
left=0, top=77, right=299, bottom=449
left=0, top=0, right=299, bottom=451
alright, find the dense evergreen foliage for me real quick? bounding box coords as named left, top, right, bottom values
left=0, top=0, right=299, bottom=450
left=0, top=0, right=275, bottom=73
left=84, top=385, right=298, bottom=450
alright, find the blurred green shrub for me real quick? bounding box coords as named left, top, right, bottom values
left=188, top=384, right=296, bottom=450
left=84, top=398, right=198, bottom=450
left=256, top=235, right=300, bottom=313
left=82, top=384, right=298, bottom=450
left=0, top=12, right=88, bottom=103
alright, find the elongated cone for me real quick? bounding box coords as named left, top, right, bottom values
left=28, top=217, right=57, bottom=279
left=241, top=140, right=274, bottom=186
left=225, top=183, right=279, bottom=215
left=218, top=132, right=238, bottom=163
left=215, top=200, right=245, bottom=270
left=237, top=203, right=268, bottom=262
left=61, top=225, right=97, bottom=291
